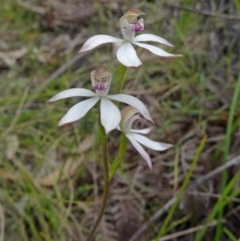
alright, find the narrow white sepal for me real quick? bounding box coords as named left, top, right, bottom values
left=116, top=42, right=142, bottom=67
left=58, top=97, right=99, bottom=126
left=79, top=35, right=123, bottom=52
left=134, top=34, right=174, bottom=47
left=107, top=94, right=154, bottom=124
left=100, top=98, right=121, bottom=133
left=131, top=128, right=152, bottom=134
left=47, top=88, right=96, bottom=102
left=130, top=133, right=173, bottom=151
left=132, top=42, right=183, bottom=58
left=126, top=133, right=152, bottom=169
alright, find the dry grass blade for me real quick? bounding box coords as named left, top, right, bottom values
left=157, top=219, right=226, bottom=241
left=165, top=3, right=240, bottom=21
left=38, top=135, right=94, bottom=187
left=38, top=156, right=85, bottom=187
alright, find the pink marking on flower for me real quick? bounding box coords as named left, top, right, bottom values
left=136, top=117, right=141, bottom=123
left=93, top=83, right=107, bottom=91
left=131, top=23, right=144, bottom=32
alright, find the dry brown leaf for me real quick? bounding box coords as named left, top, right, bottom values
left=0, top=48, right=27, bottom=67
left=38, top=156, right=84, bottom=187
left=5, top=135, right=19, bottom=160
left=0, top=169, right=18, bottom=181
left=38, top=135, right=94, bottom=187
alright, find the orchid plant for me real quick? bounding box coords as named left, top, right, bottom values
left=47, top=8, right=181, bottom=241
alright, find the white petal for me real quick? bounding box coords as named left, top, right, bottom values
left=58, top=97, right=99, bottom=126
left=131, top=128, right=152, bottom=134
left=132, top=42, right=183, bottom=59
left=79, top=35, right=123, bottom=52
left=116, top=42, right=142, bottom=67
left=134, top=34, right=174, bottom=47
left=126, top=133, right=152, bottom=169
left=100, top=98, right=121, bottom=133
left=130, top=133, right=173, bottom=151
left=107, top=94, right=154, bottom=124
left=120, top=18, right=135, bottom=41
left=47, top=88, right=96, bottom=102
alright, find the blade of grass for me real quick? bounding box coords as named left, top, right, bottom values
left=194, top=172, right=240, bottom=241
left=234, top=0, right=240, bottom=14
left=165, top=213, right=192, bottom=234
left=223, top=227, right=238, bottom=241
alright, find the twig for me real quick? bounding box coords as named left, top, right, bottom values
left=188, top=190, right=240, bottom=204
left=191, top=155, right=240, bottom=188
left=129, top=154, right=240, bottom=241
left=165, top=3, right=240, bottom=21
left=157, top=219, right=225, bottom=241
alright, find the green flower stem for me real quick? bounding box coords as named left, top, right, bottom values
left=109, top=63, right=128, bottom=178
left=87, top=102, right=109, bottom=241
left=115, top=63, right=127, bottom=94
left=109, top=133, right=128, bottom=180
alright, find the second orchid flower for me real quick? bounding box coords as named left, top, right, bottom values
left=79, top=9, right=182, bottom=67
left=47, top=67, right=154, bottom=133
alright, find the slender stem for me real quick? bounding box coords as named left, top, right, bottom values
left=115, top=63, right=127, bottom=94
left=109, top=133, right=128, bottom=179
left=109, top=63, right=128, bottom=177
left=87, top=102, right=109, bottom=241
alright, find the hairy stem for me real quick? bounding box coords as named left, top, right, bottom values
left=87, top=102, right=109, bottom=241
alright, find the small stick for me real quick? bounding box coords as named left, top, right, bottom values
left=165, top=3, right=240, bottom=21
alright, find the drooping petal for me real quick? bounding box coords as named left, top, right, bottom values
left=107, top=94, right=154, bottom=124
left=131, top=127, right=152, bottom=134
left=134, top=34, right=174, bottom=47
left=47, top=88, right=96, bottom=102
left=116, top=42, right=142, bottom=67
left=126, top=133, right=152, bottom=169
left=58, top=97, right=99, bottom=126
left=130, top=133, right=173, bottom=151
left=132, top=42, right=183, bottom=59
left=78, top=35, right=123, bottom=52
left=100, top=98, right=121, bottom=133
left=120, top=18, right=135, bottom=41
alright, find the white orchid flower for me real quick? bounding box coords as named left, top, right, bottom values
left=119, top=106, right=173, bottom=169
left=47, top=67, right=154, bottom=133
left=79, top=8, right=182, bottom=68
